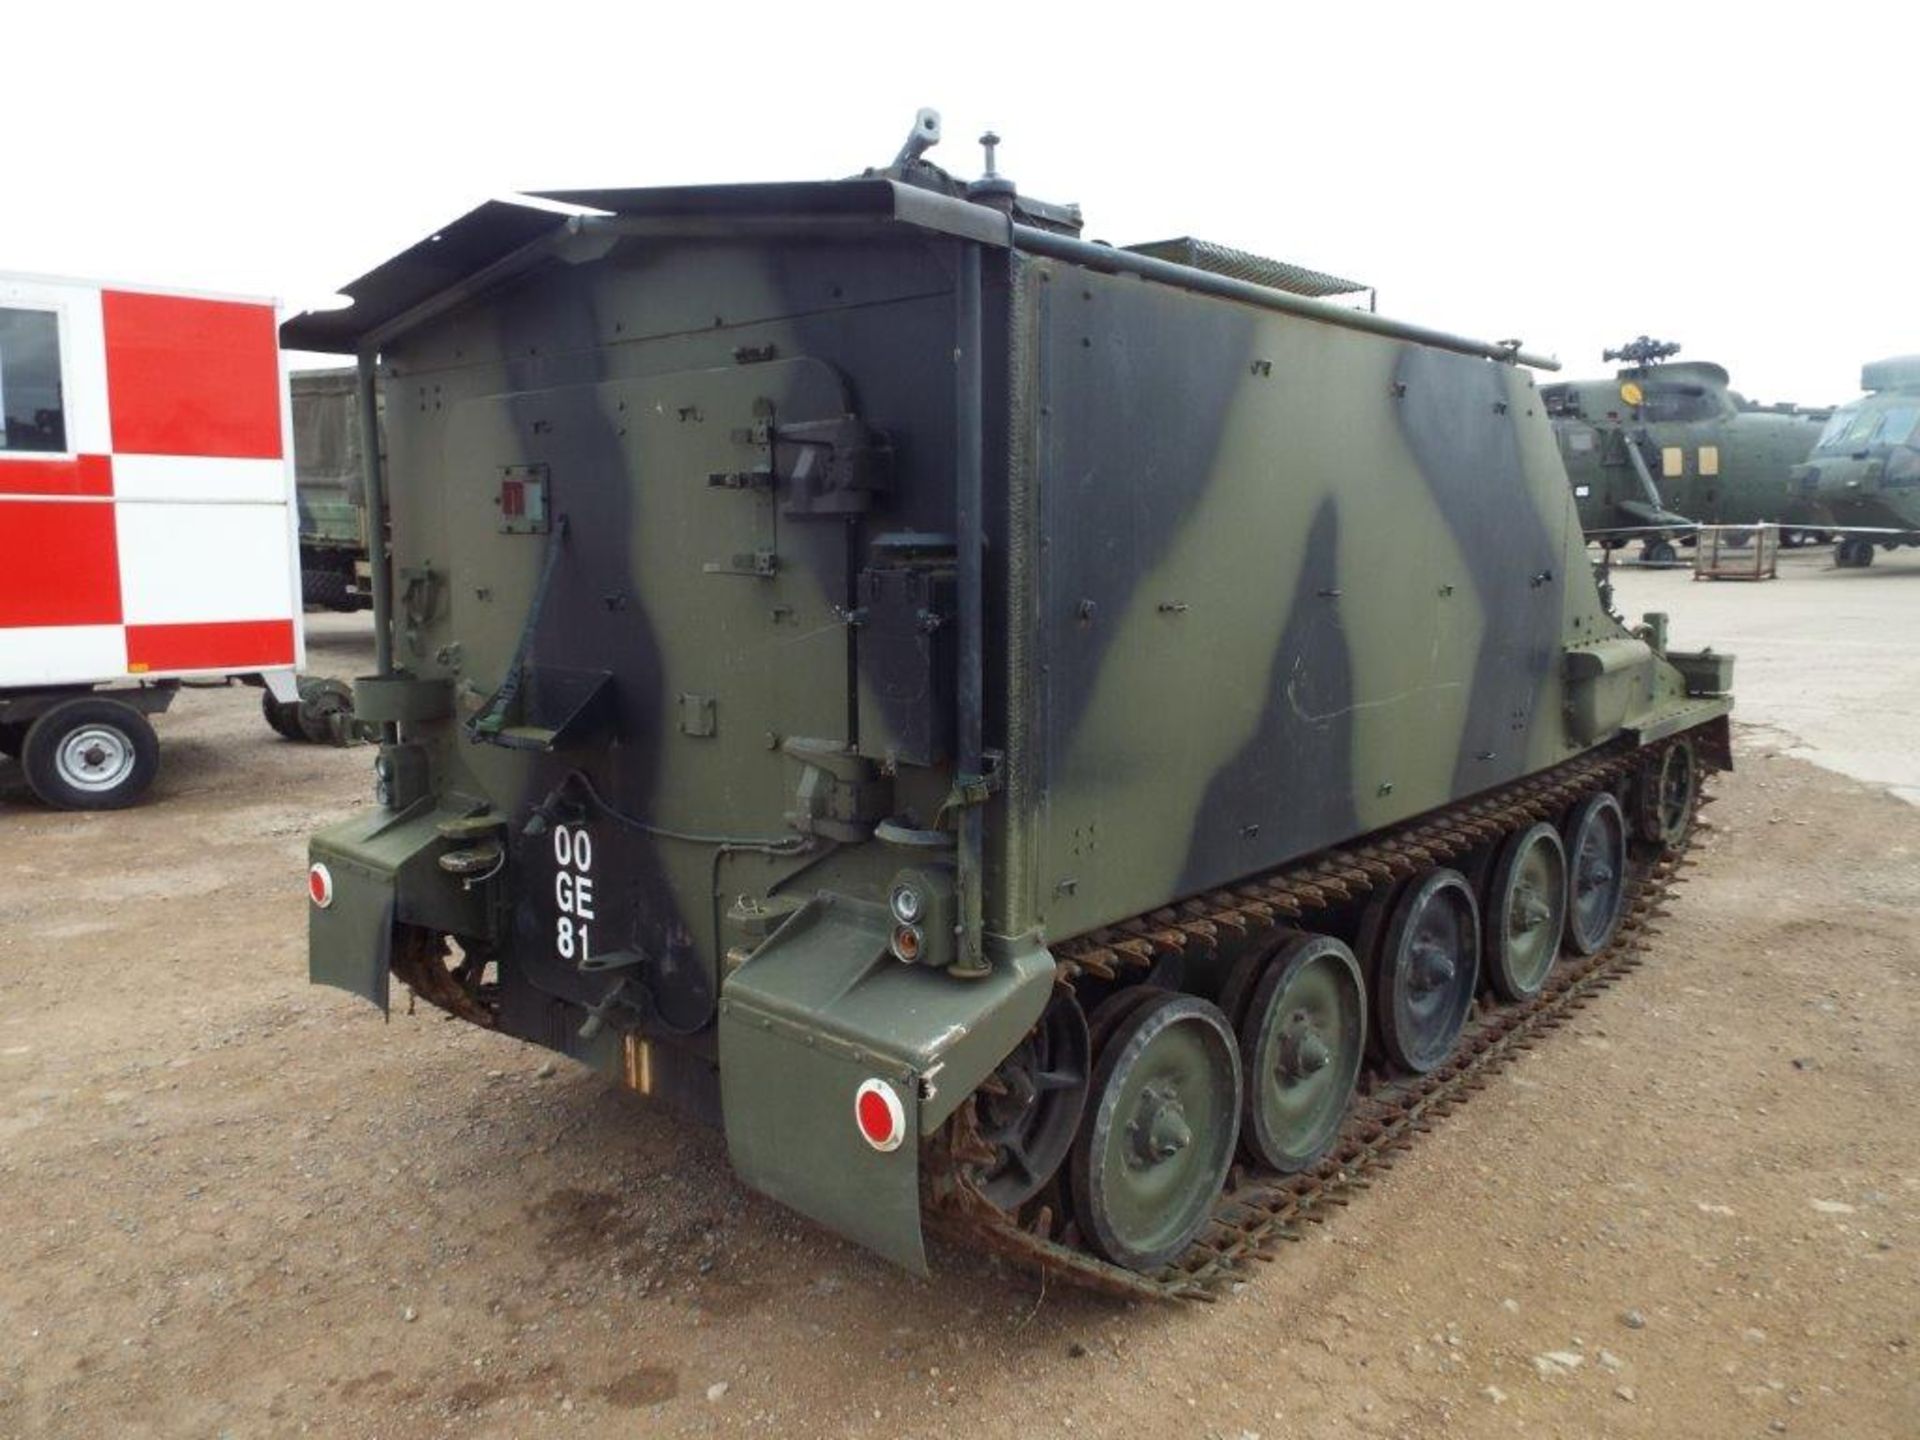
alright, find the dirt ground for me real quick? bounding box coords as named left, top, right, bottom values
left=2, top=586, right=1917, bottom=1439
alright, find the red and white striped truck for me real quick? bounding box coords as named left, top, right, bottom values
left=0, top=274, right=303, bottom=808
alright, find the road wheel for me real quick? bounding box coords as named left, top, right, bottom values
left=21, top=697, right=160, bottom=810
left=1642, top=538, right=1678, bottom=565
left=1070, top=991, right=1240, bottom=1271
left=1364, top=869, right=1481, bottom=1073
left=1562, top=792, right=1629, bottom=955
left=1483, top=823, right=1568, bottom=1002
left=1231, top=932, right=1365, bottom=1173
left=1836, top=537, right=1876, bottom=568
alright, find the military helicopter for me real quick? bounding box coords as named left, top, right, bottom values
left=1791, top=357, right=1920, bottom=567
left=1543, top=337, right=1830, bottom=563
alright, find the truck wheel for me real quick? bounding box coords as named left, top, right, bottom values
left=21, top=698, right=160, bottom=810
left=262, top=689, right=305, bottom=740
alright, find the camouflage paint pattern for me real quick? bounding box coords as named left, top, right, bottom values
left=297, top=175, right=1727, bottom=1271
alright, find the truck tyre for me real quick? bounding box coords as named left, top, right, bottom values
left=262, top=689, right=305, bottom=740
left=21, top=697, right=160, bottom=810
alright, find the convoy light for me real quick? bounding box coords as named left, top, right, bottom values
left=308, top=862, right=334, bottom=909
left=854, top=1078, right=906, bottom=1151
left=890, top=923, right=923, bottom=963
left=889, top=882, right=925, bottom=924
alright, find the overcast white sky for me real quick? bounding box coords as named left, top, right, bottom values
left=7, top=2, right=1913, bottom=403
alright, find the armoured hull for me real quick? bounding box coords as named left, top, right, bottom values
left=294, top=158, right=1732, bottom=1287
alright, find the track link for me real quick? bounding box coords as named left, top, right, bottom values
left=927, top=734, right=1710, bottom=1301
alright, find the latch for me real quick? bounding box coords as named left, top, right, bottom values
left=708, top=410, right=893, bottom=518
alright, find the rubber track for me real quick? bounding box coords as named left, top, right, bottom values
left=927, top=734, right=1705, bottom=1302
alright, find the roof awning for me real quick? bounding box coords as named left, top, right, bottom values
left=280, top=200, right=572, bottom=354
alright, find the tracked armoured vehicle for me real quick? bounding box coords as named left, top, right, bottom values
left=291, top=114, right=1733, bottom=1296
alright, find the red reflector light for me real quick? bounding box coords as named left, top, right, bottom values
left=854, top=1078, right=905, bottom=1152
left=308, top=863, right=334, bottom=908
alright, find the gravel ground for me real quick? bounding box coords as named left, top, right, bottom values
left=0, top=587, right=1915, bottom=1439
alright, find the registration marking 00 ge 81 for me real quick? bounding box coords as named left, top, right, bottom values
left=552, top=823, right=595, bottom=962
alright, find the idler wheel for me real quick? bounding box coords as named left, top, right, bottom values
left=1231, top=932, right=1365, bottom=1173
left=1363, top=868, right=1480, bottom=1074
left=1563, top=791, right=1629, bottom=956
left=1069, top=991, right=1240, bottom=1272
left=1633, top=739, right=1698, bottom=851
left=973, top=991, right=1090, bottom=1210
left=1483, top=822, right=1569, bottom=1002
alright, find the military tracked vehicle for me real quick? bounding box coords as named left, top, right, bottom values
left=1793, top=356, right=1920, bottom=567
left=1545, top=338, right=1829, bottom=562
left=290, top=113, right=1733, bottom=1295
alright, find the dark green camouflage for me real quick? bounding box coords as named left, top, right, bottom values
left=290, top=130, right=1731, bottom=1273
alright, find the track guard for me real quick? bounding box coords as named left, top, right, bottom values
left=308, top=802, right=488, bottom=1010
left=720, top=893, right=1054, bottom=1273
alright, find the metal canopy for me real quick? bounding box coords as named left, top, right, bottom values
left=1124, top=237, right=1368, bottom=300
left=280, top=200, right=571, bottom=353
left=281, top=179, right=1552, bottom=370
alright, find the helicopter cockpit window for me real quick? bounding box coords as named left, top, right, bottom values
left=1876, top=405, right=1919, bottom=449
left=1637, top=384, right=1718, bottom=423
left=1815, top=404, right=1881, bottom=454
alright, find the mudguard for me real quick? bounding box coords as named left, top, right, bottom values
left=719, top=893, right=1055, bottom=1273
left=308, top=801, right=489, bottom=1009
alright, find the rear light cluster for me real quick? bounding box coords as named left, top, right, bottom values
left=888, top=881, right=924, bottom=962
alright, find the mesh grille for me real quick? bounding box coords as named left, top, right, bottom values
left=1124, top=237, right=1367, bottom=299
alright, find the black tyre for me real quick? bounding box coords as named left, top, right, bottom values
left=0, top=720, right=26, bottom=759
left=1482, top=823, right=1568, bottom=1002
left=1233, top=932, right=1365, bottom=1173
left=261, top=689, right=305, bottom=740
left=21, top=698, right=160, bottom=810
left=1836, top=537, right=1876, bottom=568
left=1069, top=991, right=1240, bottom=1271
left=1642, top=538, right=1678, bottom=565
left=1363, top=868, right=1481, bottom=1073
left=1562, top=792, right=1628, bottom=956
